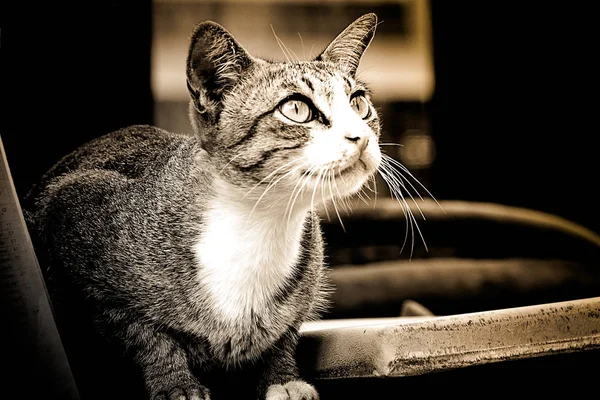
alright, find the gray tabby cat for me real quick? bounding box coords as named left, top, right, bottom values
left=26, top=13, right=381, bottom=400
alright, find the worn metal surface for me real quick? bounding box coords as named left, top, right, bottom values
left=299, top=296, right=600, bottom=379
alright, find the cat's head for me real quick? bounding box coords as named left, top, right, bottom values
left=186, top=14, right=381, bottom=209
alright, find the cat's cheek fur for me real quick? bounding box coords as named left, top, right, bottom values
left=364, top=136, right=382, bottom=173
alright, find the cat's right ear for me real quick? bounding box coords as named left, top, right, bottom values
left=186, top=21, right=254, bottom=121
left=316, top=13, right=377, bottom=77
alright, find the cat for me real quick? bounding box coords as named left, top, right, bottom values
left=25, top=13, right=382, bottom=400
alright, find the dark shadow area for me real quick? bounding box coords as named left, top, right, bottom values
left=310, top=348, right=600, bottom=399
left=1, top=1, right=154, bottom=202
left=428, top=1, right=599, bottom=234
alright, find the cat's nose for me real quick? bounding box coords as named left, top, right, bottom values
left=345, top=134, right=368, bottom=150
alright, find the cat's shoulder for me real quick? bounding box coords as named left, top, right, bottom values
left=86, top=124, right=197, bottom=155
left=52, top=125, right=201, bottom=176
left=27, top=125, right=206, bottom=205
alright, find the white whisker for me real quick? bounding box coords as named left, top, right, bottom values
left=380, top=157, right=426, bottom=220
left=378, top=160, right=429, bottom=258
left=378, top=166, right=412, bottom=255
left=219, top=153, right=245, bottom=174
left=285, top=165, right=316, bottom=225
left=297, top=32, right=306, bottom=60
left=310, top=167, right=323, bottom=217
left=270, top=25, right=293, bottom=63
left=327, top=169, right=345, bottom=231
left=382, top=154, right=443, bottom=211
left=382, top=155, right=425, bottom=201
left=248, top=159, right=309, bottom=216
left=309, top=42, right=316, bottom=59
left=243, top=157, right=305, bottom=199
left=318, top=167, right=331, bottom=221
left=332, top=166, right=352, bottom=212
left=371, top=174, right=378, bottom=207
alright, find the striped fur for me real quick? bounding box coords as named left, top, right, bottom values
left=25, top=13, right=380, bottom=400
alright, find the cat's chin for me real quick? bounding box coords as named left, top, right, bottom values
left=304, top=159, right=374, bottom=199
left=337, top=170, right=373, bottom=198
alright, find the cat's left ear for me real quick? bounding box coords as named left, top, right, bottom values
left=317, top=13, right=378, bottom=76
left=186, top=21, right=254, bottom=116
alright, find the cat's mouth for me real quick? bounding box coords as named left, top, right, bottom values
left=300, top=156, right=366, bottom=178
left=338, top=159, right=367, bottom=176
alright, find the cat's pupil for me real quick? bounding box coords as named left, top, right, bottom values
left=351, top=95, right=370, bottom=119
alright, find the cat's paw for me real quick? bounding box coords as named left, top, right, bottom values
left=152, top=382, right=211, bottom=400
left=265, top=380, right=319, bottom=400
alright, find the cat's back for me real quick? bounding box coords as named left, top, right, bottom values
left=26, top=124, right=209, bottom=243
left=40, top=125, right=199, bottom=184
left=26, top=125, right=205, bottom=209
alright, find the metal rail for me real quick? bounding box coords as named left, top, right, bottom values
left=300, top=296, right=600, bottom=379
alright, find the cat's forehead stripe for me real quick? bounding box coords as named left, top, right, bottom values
left=301, top=76, right=314, bottom=92
left=342, top=76, right=353, bottom=92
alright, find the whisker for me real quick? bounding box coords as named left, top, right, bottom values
left=327, top=169, right=345, bottom=231
left=370, top=174, right=378, bottom=207
left=383, top=165, right=429, bottom=254
left=243, top=157, right=305, bottom=199
left=309, top=42, right=316, bottom=59
left=332, top=165, right=352, bottom=213
left=219, top=153, right=245, bottom=174
left=249, top=160, right=309, bottom=216
left=274, top=26, right=299, bottom=62
left=352, top=182, right=370, bottom=205
left=270, top=25, right=292, bottom=63
left=378, top=166, right=413, bottom=255
left=379, top=162, right=428, bottom=258
left=318, top=167, right=331, bottom=221
left=382, top=155, right=425, bottom=200
left=380, top=157, right=426, bottom=220
left=297, top=32, right=306, bottom=60
left=310, top=167, right=324, bottom=217
left=382, top=154, right=443, bottom=211
left=356, top=187, right=371, bottom=205
left=285, top=165, right=316, bottom=225
left=379, top=165, right=412, bottom=253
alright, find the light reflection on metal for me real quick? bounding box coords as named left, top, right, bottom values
left=300, top=296, right=600, bottom=378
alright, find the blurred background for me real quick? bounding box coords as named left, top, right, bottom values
left=3, top=0, right=598, bottom=235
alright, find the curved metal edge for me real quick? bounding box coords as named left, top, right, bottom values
left=299, top=296, right=600, bottom=379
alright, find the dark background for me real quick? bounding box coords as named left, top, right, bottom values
left=3, top=1, right=598, bottom=234
left=2, top=2, right=154, bottom=201
left=429, top=1, right=599, bottom=235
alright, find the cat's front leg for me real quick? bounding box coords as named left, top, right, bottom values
left=116, top=320, right=211, bottom=400
left=258, top=328, right=319, bottom=400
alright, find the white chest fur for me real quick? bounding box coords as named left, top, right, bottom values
left=193, top=195, right=307, bottom=322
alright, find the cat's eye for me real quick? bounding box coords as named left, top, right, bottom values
left=350, top=95, right=371, bottom=119
left=279, top=99, right=314, bottom=123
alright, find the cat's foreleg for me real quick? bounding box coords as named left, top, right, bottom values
left=115, top=320, right=211, bottom=400
left=258, top=328, right=319, bottom=400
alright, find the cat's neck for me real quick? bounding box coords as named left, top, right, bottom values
left=193, top=176, right=312, bottom=321
left=208, top=176, right=313, bottom=225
